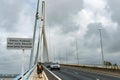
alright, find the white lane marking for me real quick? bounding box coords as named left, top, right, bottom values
left=43, top=66, right=62, bottom=80
left=43, top=71, right=49, bottom=80
left=96, top=79, right=100, bottom=80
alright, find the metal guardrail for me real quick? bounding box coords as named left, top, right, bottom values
left=60, top=64, right=120, bottom=71
left=14, top=65, right=36, bottom=80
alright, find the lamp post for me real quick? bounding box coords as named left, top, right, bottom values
left=76, top=40, right=79, bottom=65
left=98, top=29, right=105, bottom=66
left=66, top=48, right=68, bottom=64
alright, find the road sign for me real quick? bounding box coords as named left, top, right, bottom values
left=7, top=38, right=33, bottom=80
left=7, top=38, right=33, bottom=49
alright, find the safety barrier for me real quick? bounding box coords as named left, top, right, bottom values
left=60, top=64, right=120, bottom=74
left=14, top=65, right=36, bottom=80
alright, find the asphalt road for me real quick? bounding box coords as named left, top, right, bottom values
left=51, top=66, right=120, bottom=80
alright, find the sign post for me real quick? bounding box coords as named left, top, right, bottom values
left=22, top=49, right=24, bottom=80
left=7, top=38, right=33, bottom=80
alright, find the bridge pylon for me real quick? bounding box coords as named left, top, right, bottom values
left=34, top=1, right=49, bottom=65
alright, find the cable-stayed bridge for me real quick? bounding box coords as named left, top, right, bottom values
left=1, top=0, right=120, bottom=80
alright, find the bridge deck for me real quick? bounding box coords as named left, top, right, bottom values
left=28, top=67, right=44, bottom=80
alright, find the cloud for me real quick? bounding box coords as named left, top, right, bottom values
left=0, top=0, right=35, bottom=74
left=46, top=0, right=83, bottom=34
left=48, top=0, right=120, bottom=65
left=0, top=0, right=25, bottom=32
left=0, top=0, right=120, bottom=74
left=108, top=0, right=120, bottom=24
left=103, top=0, right=120, bottom=53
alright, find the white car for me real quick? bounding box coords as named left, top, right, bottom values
left=50, top=63, right=60, bottom=70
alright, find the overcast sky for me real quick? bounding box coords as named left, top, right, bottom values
left=0, top=0, right=120, bottom=74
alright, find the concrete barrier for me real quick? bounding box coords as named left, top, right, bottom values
left=60, top=64, right=120, bottom=73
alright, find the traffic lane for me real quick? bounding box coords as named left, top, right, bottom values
left=51, top=66, right=120, bottom=80
left=52, top=67, right=96, bottom=80
left=52, top=69, right=80, bottom=80
left=43, top=66, right=60, bottom=80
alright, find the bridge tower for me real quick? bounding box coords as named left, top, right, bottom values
left=34, top=1, right=49, bottom=64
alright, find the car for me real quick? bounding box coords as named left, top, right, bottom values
left=50, top=63, right=60, bottom=70
left=44, top=62, right=52, bottom=68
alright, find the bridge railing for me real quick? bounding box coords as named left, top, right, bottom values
left=14, top=65, right=36, bottom=80
left=61, top=64, right=120, bottom=72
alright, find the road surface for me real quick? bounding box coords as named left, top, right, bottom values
left=51, top=66, right=120, bottom=80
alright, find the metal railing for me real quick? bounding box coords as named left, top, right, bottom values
left=14, top=65, right=36, bottom=80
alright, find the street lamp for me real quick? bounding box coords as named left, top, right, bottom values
left=76, top=40, right=79, bottom=65
left=66, top=48, right=68, bottom=64
left=98, top=29, right=105, bottom=66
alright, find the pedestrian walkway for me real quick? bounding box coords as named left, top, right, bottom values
left=28, top=67, right=44, bottom=80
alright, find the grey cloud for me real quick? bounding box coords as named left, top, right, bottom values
left=108, top=41, right=120, bottom=53
left=106, top=27, right=120, bottom=53
left=105, top=0, right=120, bottom=53
left=0, top=0, right=25, bottom=32
left=0, top=50, right=30, bottom=74
left=61, top=20, right=79, bottom=34
left=33, top=0, right=120, bottom=65
left=84, top=23, right=109, bottom=49
left=1, top=0, right=120, bottom=74
left=84, top=22, right=120, bottom=54
left=46, top=0, right=83, bottom=33
left=108, top=0, right=120, bottom=24
left=0, top=0, right=33, bottom=74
